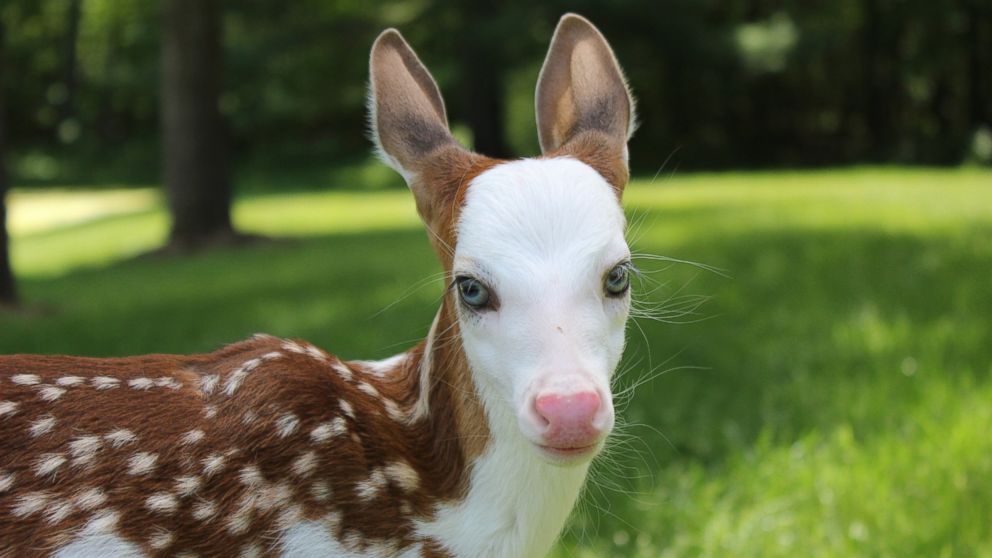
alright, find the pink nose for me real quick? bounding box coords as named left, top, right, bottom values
left=534, top=391, right=603, bottom=448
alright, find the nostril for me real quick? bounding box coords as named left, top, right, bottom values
left=532, top=402, right=551, bottom=429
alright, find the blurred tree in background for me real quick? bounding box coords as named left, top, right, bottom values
left=161, top=0, right=236, bottom=249
left=0, top=0, right=989, bottom=186
left=0, top=17, right=16, bottom=306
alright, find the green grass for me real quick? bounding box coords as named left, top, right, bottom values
left=4, top=167, right=992, bottom=556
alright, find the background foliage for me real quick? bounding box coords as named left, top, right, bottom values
left=3, top=0, right=991, bottom=186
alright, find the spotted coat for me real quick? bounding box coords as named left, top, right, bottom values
left=0, top=330, right=481, bottom=557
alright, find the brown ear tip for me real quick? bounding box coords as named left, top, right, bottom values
left=371, top=28, right=408, bottom=53
left=557, top=13, right=598, bottom=32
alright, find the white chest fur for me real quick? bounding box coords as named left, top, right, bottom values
left=415, top=405, right=590, bottom=558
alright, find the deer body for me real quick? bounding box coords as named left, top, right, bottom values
left=0, top=14, right=636, bottom=558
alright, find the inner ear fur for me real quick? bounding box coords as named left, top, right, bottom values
left=369, top=28, right=486, bottom=231
left=536, top=14, right=634, bottom=192
left=369, top=29, right=456, bottom=175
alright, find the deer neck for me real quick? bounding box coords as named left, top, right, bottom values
left=395, top=299, right=590, bottom=558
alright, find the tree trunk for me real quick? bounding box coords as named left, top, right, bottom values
left=965, top=1, right=989, bottom=129
left=161, top=0, right=234, bottom=250
left=459, top=1, right=511, bottom=159
left=0, top=20, right=17, bottom=306
left=60, top=0, right=82, bottom=125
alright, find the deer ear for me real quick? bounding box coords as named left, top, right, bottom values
left=536, top=14, right=635, bottom=189
left=369, top=29, right=459, bottom=183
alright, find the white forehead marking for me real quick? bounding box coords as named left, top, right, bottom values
left=456, top=157, right=626, bottom=270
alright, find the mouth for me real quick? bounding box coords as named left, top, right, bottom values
left=535, top=442, right=600, bottom=463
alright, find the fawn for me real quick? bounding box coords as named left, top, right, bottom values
left=0, top=13, right=636, bottom=558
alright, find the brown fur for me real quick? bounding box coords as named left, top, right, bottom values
left=0, top=325, right=485, bottom=556
left=548, top=130, right=629, bottom=196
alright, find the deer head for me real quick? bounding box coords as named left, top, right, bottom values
left=368, top=14, right=634, bottom=466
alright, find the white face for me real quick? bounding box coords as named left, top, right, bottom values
left=453, top=157, right=630, bottom=465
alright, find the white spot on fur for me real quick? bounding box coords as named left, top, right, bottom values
left=155, top=377, right=182, bottom=389
left=384, top=461, right=420, bottom=493
left=239, top=465, right=264, bottom=487
left=224, top=358, right=262, bottom=395
left=146, top=492, right=179, bottom=514
left=69, top=435, right=102, bottom=467
left=192, top=499, right=217, bottom=521
left=355, top=468, right=387, bottom=500
left=12, top=374, right=40, bottom=385
left=354, top=353, right=408, bottom=377
left=92, top=376, right=120, bottom=390
left=199, top=374, right=220, bottom=394
left=339, top=399, right=355, bottom=419
left=275, top=413, right=300, bottom=438
left=74, top=487, right=107, bottom=510
left=85, top=509, right=120, bottom=532
left=0, top=471, right=14, bottom=492
left=331, top=362, right=354, bottom=381
left=0, top=400, right=19, bottom=418
left=357, top=382, right=381, bottom=399
left=258, top=482, right=293, bottom=512
left=175, top=475, right=201, bottom=496
left=305, top=345, right=328, bottom=362
left=282, top=340, right=307, bottom=354
left=128, top=377, right=154, bottom=390
left=12, top=491, right=50, bottom=516
left=310, top=481, right=332, bottom=502
left=239, top=544, right=263, bottom=558
left=180, top=429, right=205, bottom=445
left=384, top=399, right=405, bottom=421
left=202, top=453, right=226, bottom=476
left=104, top=429, right=136, bottom=447
left=310, top=417, right=347, bottom=442
left=226, top=502, right=254, bottom=535
left=32, top=454, right=65, bottom=479
left=204, top=405, right=218, bottom=419
left=149, top=529, right=174, bottom=549
left=34, top=453, right=66, bottom=477
left=291, top=451, right=318, bottom=477
left=29, top=414, right=56, bottom=437
left=127, top=451, right=158, bottom=475
left=55, top=376, right=85, bottom=387
left=242, top=410, right=258, bottom=425
left=39, top=386, right=66, bottom=401
left=46, top=499, right=74, bottom=524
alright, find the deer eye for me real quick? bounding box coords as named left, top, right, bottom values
left=456, top=276, right=493, bottom=309
left=605, top=263, right=631, bottom=297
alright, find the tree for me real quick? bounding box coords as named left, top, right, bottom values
left=59, top=0, right=82, bottom=127
left=458, top=0, right=511, bottom=159
left=0, top=19, right=17, bottom=306
left=161, top=0, right=235, bottom=250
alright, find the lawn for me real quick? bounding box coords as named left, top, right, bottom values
left=4, top=167, right=992, bottom=557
